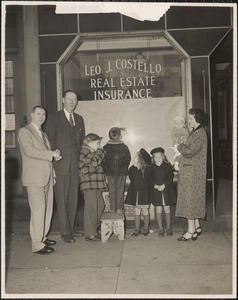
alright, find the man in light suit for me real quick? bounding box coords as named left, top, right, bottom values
left=18, top=105, right=62, bottom=255
left=45, top=90, right=85, bottom=243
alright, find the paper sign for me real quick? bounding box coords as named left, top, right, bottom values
left=5, top=114, right=15, bottom=131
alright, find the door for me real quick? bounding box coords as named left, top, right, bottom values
left=213, top=79, right=233, bottom=179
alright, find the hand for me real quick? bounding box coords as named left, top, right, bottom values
left=154, top=184, right=159, bottom=190
left=170, top=144, right=178, bottom=153
left=159, top=184, right=165, bottom=191
left=180, top=136, right=187, bottom=144
left=53, top=150, right=62, bottom=161
left=156, top=184, right=165, bottom=191
left=55, top=149, right=61, bottom=155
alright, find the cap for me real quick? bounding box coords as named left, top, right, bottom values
left=139, top=148, right=151, bottom=165
left=84, top=133, right=103, bottom=144
left=150, top=147, right=165, bottom=155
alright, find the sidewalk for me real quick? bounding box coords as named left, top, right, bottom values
left=3, top=222, right=235, bottom=298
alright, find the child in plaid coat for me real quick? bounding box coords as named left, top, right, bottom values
left=79, top=133, right=107, bottom=242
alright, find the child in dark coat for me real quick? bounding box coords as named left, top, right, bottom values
left=102, top=127, right=131, bottom=214
left=150, top=147, right=177, bottom=237
left=125, top=148, right=152, bottom=236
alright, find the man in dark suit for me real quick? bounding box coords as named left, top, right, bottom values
left=45, top=90, right=85, bottom=243
left=18, top=105, right=62, bottom=254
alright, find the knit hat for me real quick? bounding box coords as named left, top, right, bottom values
left=150, top=147, right=165, bottom=155
left=84, top=133, right=103, bottom=145
left=109, top=127, right=121, bottom=140
left=174, top=115, right=185, bottom=123
left=139, top=148, right=151, bottom=165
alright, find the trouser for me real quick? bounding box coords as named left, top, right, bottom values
left=26, top=178, right=54, bottom=252
left=83, top=190, right=105, bottom=237
left=54, top=157, right=79, bottom=236
left=107, top=175, right=126, bottom=211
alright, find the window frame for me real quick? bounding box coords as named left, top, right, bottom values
left=56, top=31, right=192, bottom=111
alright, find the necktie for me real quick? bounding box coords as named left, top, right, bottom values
left=40, top=129, right=49, bottom=149
left=69, top=114, right=74, bottom=127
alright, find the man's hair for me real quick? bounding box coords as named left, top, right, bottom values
left=63, top=90, right=78, bottom=99
left=31, top=105, right=46, bottom=113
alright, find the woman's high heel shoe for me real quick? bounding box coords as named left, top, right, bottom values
left=177, top=231, right=198, bottom=241
left=196, top=226, right=202, bottom=236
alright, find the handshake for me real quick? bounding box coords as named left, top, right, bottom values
left=154, top=184, right=165, bottom=191
left=53, top=149, right=62, bottom=161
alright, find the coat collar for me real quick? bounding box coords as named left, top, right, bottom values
left=59, top=110, right=80, bottom=141
left=26, top=123, right=45, bottom=148
left=59, top=109, right=70, bottom=129
left=152, top=162, right=167, bottom=169
left=190, top=124, right=203, bottom=136
left=106, top=139, right=124, bottom=145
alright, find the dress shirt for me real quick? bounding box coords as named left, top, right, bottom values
left=64, top=109, right=75, bottom=126
left=31, top=122, right=43, bottom=138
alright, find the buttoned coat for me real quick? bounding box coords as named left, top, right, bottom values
left=149, top=162, right=177, bottom=206
left=175, top=126, right=208, bottom=219
left=45, top=110, right=85, bottom=175
left=17, top=123, right=54, bottom=186
left=125, top=165, right=151, bottom=206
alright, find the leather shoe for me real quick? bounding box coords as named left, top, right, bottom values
left=35, top=246, right=54, bottom=255
left=44, top=239, right=57, bottom=246
left=72, top=231, right=84, bottom=237
left=85, top=236, right=101, bottom=242
left=62, top=236, right=75, bottom=243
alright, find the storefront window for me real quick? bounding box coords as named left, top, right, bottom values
left=62, top=35, right=185, bottom=100
left=5, top=60, right=16, bottom=148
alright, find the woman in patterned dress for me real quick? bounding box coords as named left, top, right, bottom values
left=176, top=108, right=208, bottom=241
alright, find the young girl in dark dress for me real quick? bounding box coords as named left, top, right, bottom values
left=125, top=148, right=152, bottom=236
left=150, top=147, right=177, bottom=237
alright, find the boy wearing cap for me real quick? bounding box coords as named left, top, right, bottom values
left=79, top=133, right=107, bottom=241
left=102, top=127, right=131, bottom=214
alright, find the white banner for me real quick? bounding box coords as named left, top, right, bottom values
left=75, top=97, right=186, bottom=164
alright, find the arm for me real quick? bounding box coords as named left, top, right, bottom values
left=79, top=148, right=106, bottom=174
left=18, top=128, right=54, bottom=161
left=149, top=167, right=157, bottom=189
left=44, top=114, right=58, bottom=151
left=125, top=147, right=131, bottom=167
left=128, top=166, right=140, bottom=183
left=101, top=146, right=107, bottom=172
left=79, top=117, right=85, bottom=146
left=88, top=148, right=106, bottom=167
left=177, top=132, right=203, bottom=158
left=162, top=164, right=174, bottom=187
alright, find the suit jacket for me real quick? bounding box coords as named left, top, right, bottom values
left=17, top=123, right=54, bottom=187
left=45, top=110, right=85, bottom=175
